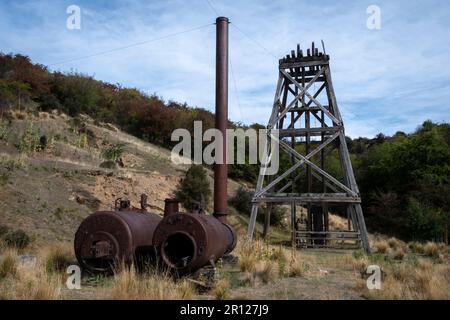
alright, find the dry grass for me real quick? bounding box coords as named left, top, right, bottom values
left=13, top=111, right=27, bottom=120
left=288, top=257, right=307, bottom=277
left=39, top=242, right=75, bottom=273
left=239, top=271, right=256, bottom=287
left=388, top=237, right=400, bottom=248
left=328, top=214, right=347, bottom=230
left=105, top=265, right=194, bottom=300
left=390, top=248, right=406, bottom=261
left=269, top=245, right=287, bottom=261
left=235, top=239, right=318, bottom=286
left=0, top=249, right=62, bottom=300
left=213, top=278, right=230, bottom=300
left=351, top=255, right=369, bottom=274
left=239, top=254, right=258, bottom=273
left=256, top=260, right=279, bottom=284
left=0, top=248, right=18, bottom=278
left=423, top=242, right=439, bottom=258
left=364, top=260, right=450, bottom=300
left=409, top=242, right=425, bottom=254
left=355, top=238, right=450, bottom=300
left=236, top=241, right=259, bottom=272
left=373, top=240, right=390, bottom=254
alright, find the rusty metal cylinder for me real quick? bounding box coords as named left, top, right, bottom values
left=153, top=212, right=236, bottom=274
left=164, top=199, right=179, bottom=217
left=74, top=210, right=162, bottom=273
left=214, top=16, right=229, bottom=223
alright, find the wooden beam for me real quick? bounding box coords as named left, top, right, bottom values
left=281, top=68, right=341, bottom=126
left=276, top=135, right=358, bottom=196
left=254, top=193, right=361, bottom=203
left=271, top=68, right=325, bottom=127
left=254, top=131, right=339, bottom=198
left=280, top=59, right=329, bottom=69
left=279, top=126, right=339, bottom=137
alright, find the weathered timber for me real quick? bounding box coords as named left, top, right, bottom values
left=247, top=42, right=371, bottom=254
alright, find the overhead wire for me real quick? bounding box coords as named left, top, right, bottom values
left=48, top=23, right=213, bottom=66
left=230, top=23, right=278, bottom=60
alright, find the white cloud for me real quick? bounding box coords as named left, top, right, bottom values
left=1, top=0, right=449, bottom=137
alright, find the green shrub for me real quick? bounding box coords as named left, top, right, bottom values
left=0, top=121, right=8, bottom=140
left=175, top=165, right=211, bottom=211
left=267, top=205, right=286, bottom=227
left=39, top=135, right=48, bottom=150
left=406, top=198, right=447, bottom=241
left=0, top=156, right=26, bottom=171
left=77, top=132, right=88, bottom=149
left=229, top=186, right=252, bottom=214
left=0, top=224, right=10, bottom=237
left=0, top=172, right=9, bottom=186
left=16, top=122, right=41, bottom=153
left=102, top=143, right=125, bottom=162
left=4, top=229, right=31, bottom=249
left=229, top=187, right=285, bottom=226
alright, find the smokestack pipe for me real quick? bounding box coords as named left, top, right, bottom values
left=214, top=16, right=229, bottom=223
left=151, top=19, right=237, bottom=274
left=164, top=198, right=179, bottom=217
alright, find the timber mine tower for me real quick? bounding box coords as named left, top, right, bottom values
left=247, top=42, right=370, bottom=253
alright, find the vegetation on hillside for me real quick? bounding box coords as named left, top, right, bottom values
left=352, top=122, right=450, bottom=242
left=175, top=165, right=211, bottom=211
left=0, top=53, right=448, bottom=243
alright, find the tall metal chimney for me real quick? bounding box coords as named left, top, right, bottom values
left=214, top=16, right=229, bottom=223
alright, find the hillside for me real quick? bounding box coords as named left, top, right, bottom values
left=0, top=110, right=449, bottom=301
left=0, top=110, right=244, bottom=245
left=1, top=53, right=449, bottom=243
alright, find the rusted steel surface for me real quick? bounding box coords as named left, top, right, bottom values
left=74, top=16, right=238, bottom=275
left=164, top=198, right=180, bottom=217
left=74, top=210, right=162, bottom=272
left=213, top=16, right=229, bottom=223
left=153, top=212, right=236, bottom=274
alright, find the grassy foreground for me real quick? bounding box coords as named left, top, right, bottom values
left=0, top=233, right=448, bottom=300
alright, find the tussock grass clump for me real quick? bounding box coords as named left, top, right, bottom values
left=239, top=271, right=256, bottom=287
left=361, top=256, right=450, bottom=300
left=269, top=246, right=287, bottom=261
left=0, top=256, right=62, bottom=300
left=423, top=242, right=439, bottom=258
left=213, top=278, right=230, bottom=300
left=106, top=265, right=194, bottom=300
left=416, top=258, right=433, bottom=271
left=328, top=214, right=347, bottom=230
left=3, top=229, right=31, bottom=249
left=387, top=237, right=400, bottom=249
left=17, top=268, right=62, bottom=300
left=409, top=242, right=425, bottom=254
left=40, top=242, right=75, bottom=273
left=239, top=254, right=258, bottom=273
left=0, top=248, right=18, bottom=278
left=288, top=258, right=307, bottom=277
left=256, top=260, right=279, bottom=284
left=391, top=248, right=406, bottom=261
left=351, top=255, right=369, bottom=274
left=236, top=241, right=259, bottom=272
left=13, top=111, right=27, bottom=120
left=374, top=241, right=389, bottom=254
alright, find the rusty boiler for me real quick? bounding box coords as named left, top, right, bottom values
left=153, top=202, right=236, bottom=274
left=74, top=16, right=237, bottom=275
left=74, top=197, right=162, bottom=273
left=152, top=16, right=237, bottom=274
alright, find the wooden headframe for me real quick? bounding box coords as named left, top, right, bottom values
left=247, top=42, right=370, bottom=253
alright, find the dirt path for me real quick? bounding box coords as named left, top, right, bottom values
left=229, top=268, right=363, bottom=300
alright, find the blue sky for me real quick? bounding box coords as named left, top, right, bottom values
left=1, top=0, right=449, bottom=137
